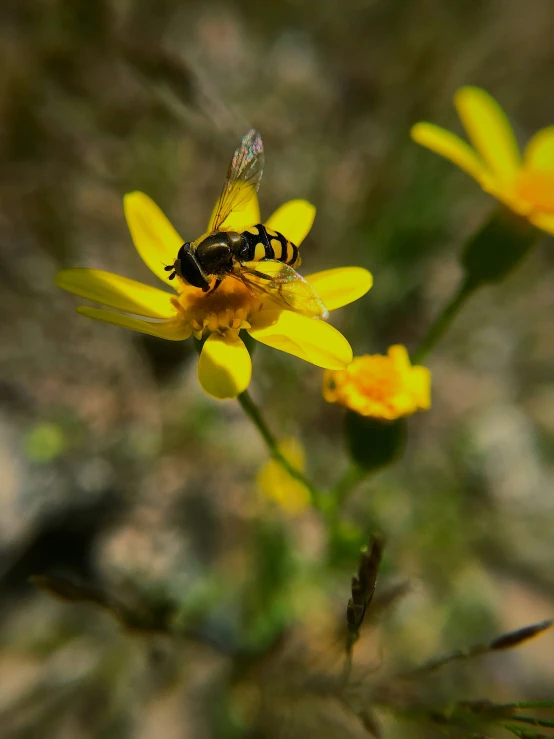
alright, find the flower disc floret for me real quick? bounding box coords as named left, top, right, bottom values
left=174, top=278, right=261, bottom=340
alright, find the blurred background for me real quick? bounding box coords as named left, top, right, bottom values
left=1, top=0, right=554, bottom=736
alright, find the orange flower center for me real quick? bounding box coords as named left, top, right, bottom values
left=346, top=356, right=403, bottom=403
left=514, top=169, right=554, bottom=214
left=173, top=277, right=262, bottom=339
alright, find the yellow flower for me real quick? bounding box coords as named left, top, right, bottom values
left=57, top=192, right=372, bottom=399
left=257, top=438, right=310, bottom=516
left=411, top=86, right=554, bottom=235
left=323, top=345, right=430, bottom=421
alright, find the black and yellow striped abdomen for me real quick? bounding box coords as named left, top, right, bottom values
left=240, top=224, right=301, bottom=267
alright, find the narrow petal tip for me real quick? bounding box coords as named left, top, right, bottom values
left=306, top=266, right=373, bottom=311
left=454, top=85, right=520, bottom=181
left=410, top=122, right=432, bottom=143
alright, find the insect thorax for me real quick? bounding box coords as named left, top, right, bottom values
left=193, top=231, right=242, bottom=277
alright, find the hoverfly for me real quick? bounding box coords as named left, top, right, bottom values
left=164, top=130, right=328, bottom=319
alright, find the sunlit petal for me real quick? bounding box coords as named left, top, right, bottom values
left=265, top=200, right=316, bottom=246
left=454, top=86, right=520, bottom=182
left=523, top=126, right=554, bottom=171
left=77, top=307, right=191, bottom=341
left=56, top=268, right=176, bottom=318
left=409, top=366, right=432, bottom=410
left=248, top=309, right=352, bottom=369
left=388, top=344, right=411, bottom=372
left=410, top=122, right=487, bottom=184
left=198, top=333, right=252, bottom=399
left=208, top=189, right=261, bottom=233
left=529, top=212, right=554, bottom=235
left=123, top=191, right=184, bottom=287
left=515, top=170, right=554, bottom=214
left=306, top=267, right=373, bottom=311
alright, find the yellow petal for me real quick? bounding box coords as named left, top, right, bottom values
left=388, top=344, right=411, bottom=371
left=411, top=122, right=487, bottom=184
left=257, top=438, right=310, bottom=516
left=306, top=267, right=373, bottom=311
left=410, top=366, right=432, bottom=410
left=515, top=170, right=554, bottom=214
left=265, top=200, right=316, bottom=246
left=123, top=191, right=184, bottom=287
left=454, top=86, right=520, bottom=183
left=77, top=307, right=191, bottom=340
left=207, top=188, right=261, bottom=233
left=529, top=212, right=554, bottom=235
left=56, top=268, right=176, bottom=318
left=248, top=309, right=352, bottom=369
left=523, top=126, right=554, bottom=171
left=197, top=333, right=252, bottom=399
left=389, top=345, right=431, bottom=410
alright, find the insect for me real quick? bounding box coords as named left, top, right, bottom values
left=165, top=130, right=328, bottom=319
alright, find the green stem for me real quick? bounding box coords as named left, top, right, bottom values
left=329, top=463, right=368, bottom=510
left=412, top=278, right=475, bottom=364
left=237, top=390, right=323, bottom=511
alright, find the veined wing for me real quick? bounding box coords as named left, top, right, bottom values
left=209, top=129, right=264, bottom=232
left=235, top=260, right=329, bottom=319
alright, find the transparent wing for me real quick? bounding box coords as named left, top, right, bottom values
left=234, top=260, right=329, bottom=319
left=209, top=129, right=264, bottom=232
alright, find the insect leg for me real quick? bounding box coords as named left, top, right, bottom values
left=206, top=278, right=223, bottom=294
left=164, top=263, right=177, bottom=280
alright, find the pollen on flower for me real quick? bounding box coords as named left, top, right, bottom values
left=175, top=277, right=262, bottom=339
left=323, top=345, right=431, bottom=421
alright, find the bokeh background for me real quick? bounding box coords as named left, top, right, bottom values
left=1, top=0, right=554, bottom=736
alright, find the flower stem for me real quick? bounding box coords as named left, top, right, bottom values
left=237, top=390, right=323, bottom=511
left=329, top=463, right=368, bottom=510
left=412, top=278, right=474, bottom=364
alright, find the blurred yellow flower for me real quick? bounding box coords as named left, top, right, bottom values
left=411, top=86, right=554, bottom=235
left=57, top=192, right=372, bottom=400
left=257, top=438, right=310, bottom=515
left=323, top=345, right=430, bottom=420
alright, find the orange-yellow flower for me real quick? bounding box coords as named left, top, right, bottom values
left=57, top=192, right=372, bottom=399
left=323, top=345, right=430, bottom=421
left=411, top=86, right=554, bottom=235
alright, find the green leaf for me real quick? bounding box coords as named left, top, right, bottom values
left=24, top=423, right=66, bottom=462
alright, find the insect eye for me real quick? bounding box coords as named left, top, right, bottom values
left=180, top=250, right=210, bottom=289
